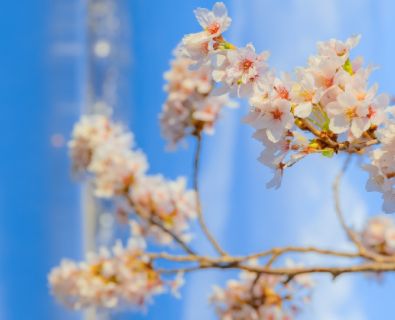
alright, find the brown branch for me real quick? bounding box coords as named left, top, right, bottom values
left=299, top=118, right=379, bottom=153
left=243, top=245, right=361, bottom=261
left=157, top=260, right=395, bottom=279
left=193, top=134, right=228, bottom=256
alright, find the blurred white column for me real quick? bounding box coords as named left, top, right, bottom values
left=83, top=0, right=131, bottom=319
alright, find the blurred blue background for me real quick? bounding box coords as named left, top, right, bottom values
left=1, top=0, right=395, bottom=319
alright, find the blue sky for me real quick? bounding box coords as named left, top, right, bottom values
left=1, top=0, right=395, bottom=319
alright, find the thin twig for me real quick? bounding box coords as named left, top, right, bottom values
left=126, top=196, right=197, bottom=255
left=332, top=156, right=372, bottom=258
left=243, top=245, right=361, bottom=261
left=148, top=216, right=197, bottom=255
left=193, top=134, right=228, bottom=256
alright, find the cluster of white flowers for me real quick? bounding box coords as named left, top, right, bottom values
left=181, top=2, right=231, bottom=63
left=364, top=124, right=395, bottom=213
left=129, top=175, right=197, bottom=244
left=69, top=115, right=197, bottom=245
left=160, top=48, right=232, bottom=148
left=360, top=215, right=395, bottom=255
left=69, top=114, right=147, bottom=197
left=210, top=265, right=313, bottom=320
left=49, top=238, right=169, bottom=310
left=180, top=2, right=395, bottom=191
left=245, top=36, right=391, bottom=188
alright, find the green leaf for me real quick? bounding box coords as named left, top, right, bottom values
left=322, top=148, right=334, bottom=158
left=343, top=58, right=353, bottom=75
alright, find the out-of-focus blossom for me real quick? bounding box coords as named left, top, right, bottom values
left=69, top=115, right=131, bottom=173
left=49, top=238, right=167, bottom=310
left=129, top=175, right=197, bottom=244
left=69, top=115, right=197, bottom=245
left=69, top=115, right=148, bottom=197
left=210, top=264, right=313, bottom=320
left=364, top=123, right=395, bottom=213
left=360, top=215, right=395, bottom=254
left=160, top=49, right=233, bottom=148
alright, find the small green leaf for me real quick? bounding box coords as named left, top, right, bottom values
left=343, top=58, right=353, bottom=75
left=322, top=148, right=334, bottom=158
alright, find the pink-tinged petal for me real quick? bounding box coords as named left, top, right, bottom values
left=226, top=49, right=239, bottom=64
left=350, top=117, right=369, bottom=138
left=194, top=8, right=210, bottom=29
left=346, top=34, right=362, bottom=49
left=266, top=169, right=282, bottom=189
left=258, top=50, right=270, bottom=61
left=329, top=115, right=348, bottom=133
left=212, top=69, right=226, bottom=82
left=212, top=53, right=227, bottom=68
left=266, top=126, right=284, bottom=143
left=242, top=111, right=260, bottom=124
left=326, top=101, right=343, bottom=116
left=212, top=2, right=227, bottom=17
left=182, top=31, right=209, bottom=46
left=320, top=86, right=341, bottom=106
left=294, top=102, right=312, bottom=118
left=376, top=93, right=390, bottom=108
left=338, top=92, right=357, bottom=107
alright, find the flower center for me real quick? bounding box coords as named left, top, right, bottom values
left=345, top=107, right=357, bottom=119
left=367, top=106, right=376, bottom=119
left=240, top=59, right=254, bottom=71
left=300, top=90, right=313, bottom=102
left=207, top=22, right=220, bottom=35
left=275, top=86, right=289, bottom=100
left=323, top=77, right=334, bottom=88
left=271, top=108, right=283, bottom=120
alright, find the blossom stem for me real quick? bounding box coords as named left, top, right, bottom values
left=332, top=156, right=386, bottom=261
left=148, top=216, right=197, bottom=256
left=193, top=134, right=228, bottom=256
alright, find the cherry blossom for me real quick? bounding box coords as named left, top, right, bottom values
left=128, top=175, right=197, bottom=244
left=360, top=215, right=395, bottom=255
left=160, top=49, right=233, bottom=148
left=69, top=114, right=132, bottom=173
left=69, top=115, right=148, bottom=197
left=364, top=123, right=395, bottom=213
left=212, top=43, right=270, bottom=97
left=49, top=238, right=167, bottom=310
left=181, top=2, right=231, bottom=62
left=70, top=115, right=198, bottom=245
left=210, top=265, right=313, bottom=320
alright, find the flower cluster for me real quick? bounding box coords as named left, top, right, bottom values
left=160, top=48, right=232, bottom=148
left=69, top=114, right=147, bottom=197
left=181, top=2, right=231, bottom=64
left=69, top=115, right=197, bottom=245
left=180, top=2, right=391, bottom=189
left=49, top=238, right=169, bottom=310
left=360, top=215, right=395, bottom=255
left=210, top=265, right=313, bottom=320
left=364, top=123, right=395, bottom=213
left=129, top=175, right=197, bottom=244
left=244, top=36, right=390, bottom=188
